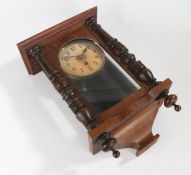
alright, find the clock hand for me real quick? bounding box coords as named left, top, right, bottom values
left=64, top=47, right=89, bottom=64
left=64, top=55, right=78, bottom=58
left=64, top=47, right=88, bottom=61
left=63, top=55, right=81, bottom=61
left=75, top=47, right=89, bottom=65
left=78, top=47, right=90, bottom=65
left=81, top=55, right=89, bottom=65
left=78, top=46, right=88, bottom=59
left=82, top=46, right=88, bottom=56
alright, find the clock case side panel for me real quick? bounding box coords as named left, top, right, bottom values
left=17, top=7, right=98, bottom=75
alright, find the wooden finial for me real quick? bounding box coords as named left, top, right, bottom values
left=164, top=94, right=181, bottom=112
left=102, top=138, right=120, bottom=158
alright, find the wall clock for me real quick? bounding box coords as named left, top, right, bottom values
left=17, top=7, right=181, bottom=158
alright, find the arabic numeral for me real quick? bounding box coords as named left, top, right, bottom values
left=66, top=51, right=71, bottom=56
left=80, top=68, right=84, bottom=72
left=72, top=67, right=76, bottom=71
left=70, top=46, right=76, bottom=51
left=66, top=63, right=70, bottom=67
left=93, top=61, right=98, bottom=65
left=88, top=66, right=93, bottom=70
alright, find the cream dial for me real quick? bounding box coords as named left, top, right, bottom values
left=58, top=39, right=105, bottom=77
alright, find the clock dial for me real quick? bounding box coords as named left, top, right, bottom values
left=58, top=39, right=105, bottom=77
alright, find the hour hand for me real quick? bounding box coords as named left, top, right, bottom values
left=79, top=46, right=88, bottom=58
left=82, top=46, right=88, bottom=56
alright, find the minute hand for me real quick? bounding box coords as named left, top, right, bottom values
left=63, top=55, right=79, bottom=61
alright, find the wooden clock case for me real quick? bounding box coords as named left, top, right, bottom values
left=17, top=7, right=181, bottom=158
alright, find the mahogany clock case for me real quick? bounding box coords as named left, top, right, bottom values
left=17, top=7, right=181, bottom=158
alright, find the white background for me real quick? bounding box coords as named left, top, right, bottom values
left=0, top=0, right=190, bottom=175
